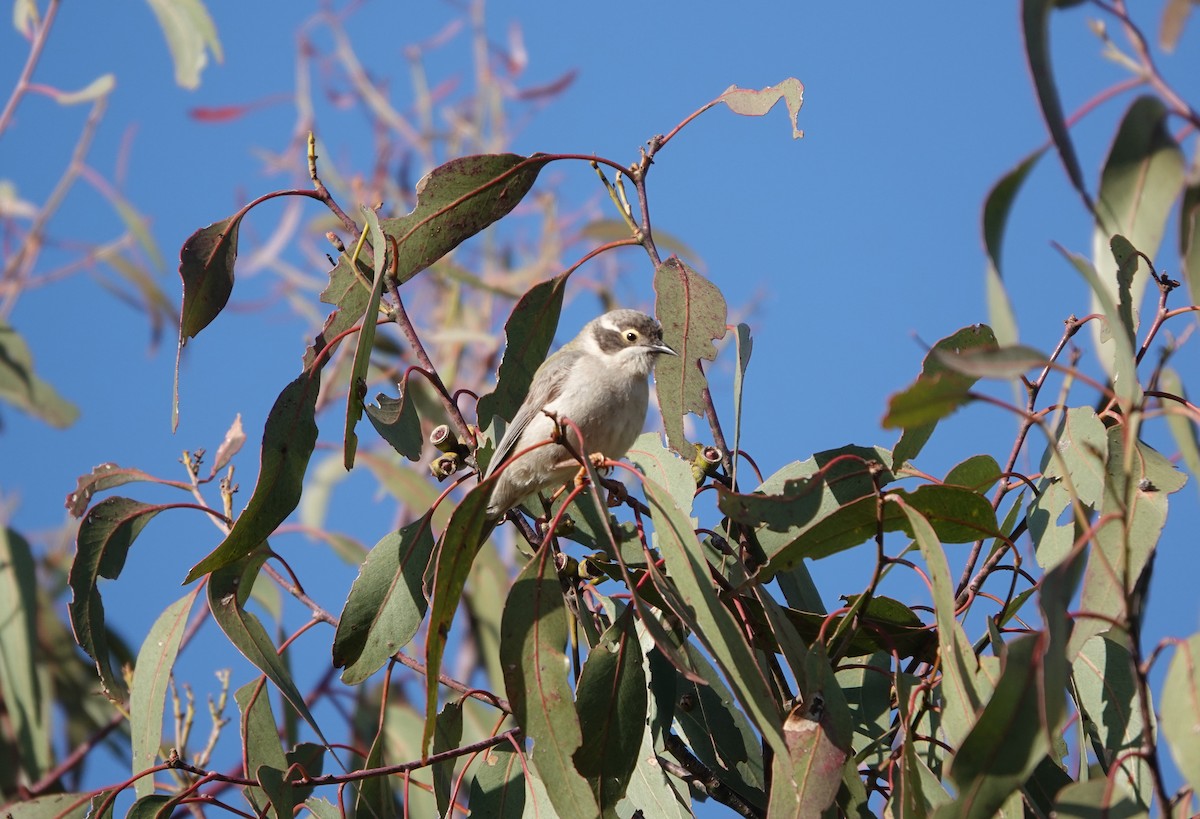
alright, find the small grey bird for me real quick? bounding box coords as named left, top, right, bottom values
left=483, top=308, right=677, bottom=518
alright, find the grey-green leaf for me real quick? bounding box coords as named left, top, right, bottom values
left=333, top=515, right=436, bottom=684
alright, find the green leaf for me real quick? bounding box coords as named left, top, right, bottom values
left=884, top=372, right=976, bottom=429
left=2, top=793, right=102, bottom=818
left=643, top=476, right=787, bottom=758
left=303, top=252, right=375, bottom=370
left=185, top=371, right=321, bottom=582
left=1162, top=634, right=1200, bottom=796
left=432, top=701, right=464, bottom=818
left=126, top=795, right=175, bottom=819
left=889, top=325, right=998, bottom=466
left=342, top=207, right=389, bottom=470
left=131, top=589, right=199, bottom=797
left=380, top=153, right=550, bottom=285
left=940, top=634, right=1064, bottom=819
left=627, top=432, right=695, bottom=515
left=731, top=322, right=753, bottom=485
left=234, top=679, right=287, bottom=817
left=944, top=454, right=1002, bottom=492
left=896, top=501, right=992, bottom=749
left=1051, top=779, right=1145, bottom=818
left=931, top=343, right=1048, bottom=380
left=0, top=528, right=50, bottom=781
left=1021, top=0, right=1091, bottom=209
left=1091, top=97, right=1184, bottom=365
left=1181, top=178, right=1200, bottom=310
left=333, top=515, right=436, bottom=684
left=1060, top=248, right=1141, bottom=410
left=1072, top=636, right=1153, bottom=806
left=1070, top=427, right=1187, bottom=656
left=1159, top=368, right=1200, bottom=502
left=144, top=0, right=222, bottom=90
left=981, top=146, right=1045, bottom=346
left=573, top=611, right=646, bottom=812
left=475, top=273, right=567, bottom=435
left=717, top=78, right=805, bottom=139
left=0, top=319, right=79, bottom=428
left=69, top=497, right=168, bottom=702
left=364, top=386, right=423, bottom=462
left=423, top=480, right=493, bottom=755
left=669, top=641, right=767, bottom=810
left=209, top=552, right=330, bottom=746
left=653, top=257, right=728, bottom=456
left=1028, top=407, right=1108, bottom=570
left=468, top=745, right=527, bottom=818
left=500, top=543, right=599, bottom=817
left=177, top=215, right=240, bottom=343
left=759, top=483, right=999, bottom=576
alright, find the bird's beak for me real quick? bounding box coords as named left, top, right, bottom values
left=654, top=341, right=678, bottom=357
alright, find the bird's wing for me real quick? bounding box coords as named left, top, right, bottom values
left=483, top=349, right=578, bottom=478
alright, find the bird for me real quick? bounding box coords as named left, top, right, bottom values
left=482, top=308, right=677, bottom=518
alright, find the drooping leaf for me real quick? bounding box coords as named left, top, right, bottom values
left=1021, top=0, right=1091, bottom=211
left=770, top=697, right=847, bottom=817
left=1159, top=0, right=1198, bottom=50
left=1090, top=97, right=1184, bottom=375
left=333, top=515, right=436, bottom=684
left=668, top=640, right=768, bottom=811
left=380, top=153, right=550, bottom=285
left=717, top=78, right=805, bottom=138
left=69, top=497, right=169, bottom=702
left=1162, top=633, right=1200, bottom=795
left=130, top=589, right=199, bottom=798
left=643, top=476, right=787, bottom=758
left=0, top=319, right=79, bottom=428
left=1072, top=636, right=1154, bottom=806
left=1159, top=368, right=1200, bottom=502
left=731, top=322, right=753, bottom=485
left=185, top=371, right=322, bottom=582
left=177, top=215, right=241, bottom=343
left=889, top=325, right=998, bottom=466
left=475, top=273, right=567, bottom=433
left=941, top=633, right=1064, bottom=819
left=573, top=610, right=646, bottom=812
left=499, top=542, right=599, bottom=818
left=144, top=0, right=222, bottom=90
left=1060, top=247, right=1141, bottom=410
left=1070, top=427, right=1187, bottom=656
left=0, top=528, right=49, bottom=782
left=234, top=679, right=287, bottom=817
left=422, top=479, right=494, bottom=755
left=1181, top=179, right=1200, bottom=311
left=653, top=257, right=728, bottom=456
left=344, top=206, right=389, bottom=470
left=1028, top=407, right=1108, bottom=570
left=66, top=462, right=192, bottom=517
left=982, top=146, right=1046, bottom=345
left=208, top=552, right=330, bottom=746
left=897, top=501, right=992, bottom=749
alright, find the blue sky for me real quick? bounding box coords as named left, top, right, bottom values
left=3, top=0, right=1200, bottom=810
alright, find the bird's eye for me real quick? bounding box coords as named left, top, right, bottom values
left=625, top=330, right=639, bottom=343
